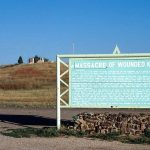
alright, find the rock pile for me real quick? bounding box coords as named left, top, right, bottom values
left=72, top=112, right=150, bottom=135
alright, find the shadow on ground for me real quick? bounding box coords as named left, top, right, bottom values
left=0, top=114, right=72, bottom=127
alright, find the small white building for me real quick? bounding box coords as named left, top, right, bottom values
left=37, top=58, right=44, bottom=63
left=29, top=58, right=35, bottom=64
left=28, top=57, right=45, bottom=64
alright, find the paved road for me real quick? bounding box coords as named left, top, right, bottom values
left=0, top=108, right=150, bottom=129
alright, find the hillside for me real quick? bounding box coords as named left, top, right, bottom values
left=0, top=62, right=58, bottom=108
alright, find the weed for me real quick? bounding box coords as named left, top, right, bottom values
left=144, top=129, right=150, bottom=138
left=1, top=127, right=150, bottom=144
left=89, top=132, right=120, bottom=141
left=124, top=135, right=150, bottom=144
left=36, top=128, right=59, bottom=137
left=60, top=128, right=86, bottom=137
left=1, top=127, right=59, bottom=138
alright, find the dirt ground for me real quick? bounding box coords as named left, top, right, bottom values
left=0, top=135, right=150, bottom=150
left=0, top=108, right=150, bottom=150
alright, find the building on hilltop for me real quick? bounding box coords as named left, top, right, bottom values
left=37, top=57, right=45, bottom=63
left=29, top=57, right=35, bottom=64
left=28, top=56, right=48, bottom=64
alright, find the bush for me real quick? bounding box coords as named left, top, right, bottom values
left=144, top=129, right=150, bottom=138
left=1, top=127, right=59, bottom=138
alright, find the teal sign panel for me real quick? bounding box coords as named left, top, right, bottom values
left=69, top=58, right=150, bottom=108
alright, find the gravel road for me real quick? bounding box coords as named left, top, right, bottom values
left=0, top=135, right=150, bottom=150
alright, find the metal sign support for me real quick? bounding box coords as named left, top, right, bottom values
left=56, top=56, right=61, bottom=129
left=56, top=55, right=69, bottom=129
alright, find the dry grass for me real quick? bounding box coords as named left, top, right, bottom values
left=0, top=88, right=55, bottom=102
left=0, top=62, right=55, bottom=90
left=0, top=62, right=66, bottom=108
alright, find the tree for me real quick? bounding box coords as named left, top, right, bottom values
left=18, top=56, right=23, bottom=64
left=44, top=58, right=49, bottom=62
left=34, top=55, right=40, bottom=63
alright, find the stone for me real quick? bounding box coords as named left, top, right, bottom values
left=71, top=112, right=150, bottom=136
left=141, top=123, right=146, bottom=131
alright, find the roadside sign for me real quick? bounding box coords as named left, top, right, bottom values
left=70, top=58, right=150, bottom=108
left=56, top=53, right=150, bottom=129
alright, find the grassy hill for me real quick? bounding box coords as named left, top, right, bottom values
left=0, top=62, right=58, bottom=108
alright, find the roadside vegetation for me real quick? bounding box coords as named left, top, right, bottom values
left=1, top=127, right=150, bottom=144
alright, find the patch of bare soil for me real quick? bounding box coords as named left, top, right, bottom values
left=0, top=135, right=149, bottom=150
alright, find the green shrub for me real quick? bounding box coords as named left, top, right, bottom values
left=144, top=129, right=150, bottom=138
left=1, top=127, right=59, bottom=138
left=125, top=136, right=150, bottom=144
left=1, top=127, right=150, bottom=145
left=60, top=128, right=86, bottom=137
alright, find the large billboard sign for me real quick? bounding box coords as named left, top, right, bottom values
left=69, top=58, right=150, bottom=108
left=56, top=54, right=150, bottom=129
